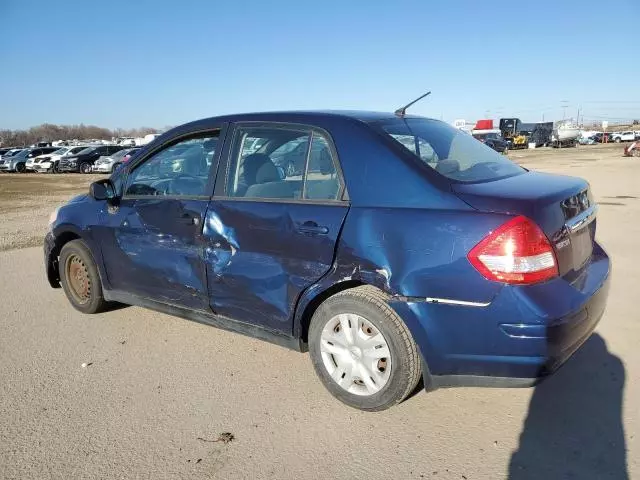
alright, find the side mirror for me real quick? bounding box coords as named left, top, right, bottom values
left=90, top=179, right=116, bottom=201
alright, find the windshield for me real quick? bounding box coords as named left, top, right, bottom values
left=77, top=147, right=96, bottom=155
left=378, top=118, right=524, bottom=183
left=52, top=147, right=69, bottom=155
left=111, top=149, right=132, bottom=160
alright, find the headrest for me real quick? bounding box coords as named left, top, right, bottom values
left=242, top=153, right=271, bottom=184
left=255, top=162, right=280, bottom=184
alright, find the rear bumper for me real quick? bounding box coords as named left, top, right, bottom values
left=391, top=242, right=611, bottom=388
left=33, top=163, right=52, bottom=172
left=92, top=164, right=112, bottom=173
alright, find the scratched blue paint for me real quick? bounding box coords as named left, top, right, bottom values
left=45, top=110, right=611, bottom=384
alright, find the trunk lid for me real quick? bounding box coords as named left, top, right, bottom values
left=453, top=171, right=596, bottom=279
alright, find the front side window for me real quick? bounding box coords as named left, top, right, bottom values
left=378, top=118, right=524, bottom=182
left=125, top=134, right=218, bottom=197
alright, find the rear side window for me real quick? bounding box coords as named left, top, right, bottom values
left=226, top=126, right=342, bottom=201
left=378, top=118, right=524, bottom=182
left=227, top=127, right=307, bottom=199
left=304, top=133, right=341, bottom=200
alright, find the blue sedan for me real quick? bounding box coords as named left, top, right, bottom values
left=44, top=111, right=610, bottom=411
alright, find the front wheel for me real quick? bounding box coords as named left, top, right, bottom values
left=308, top=286, right=421, bottom=411
left=59, top=240, right=108, bottom=314
left=15, top=162, right=26, bottom=173
left=79, top=162, right=92, bottom=174
left=615, top=137, right=621, bottom=143
left=51, top=162, right=59, bottom=174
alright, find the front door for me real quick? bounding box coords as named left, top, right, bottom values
left=204, top=123, right=349, bottom=333
left=96, top=129, right=224, bottom=311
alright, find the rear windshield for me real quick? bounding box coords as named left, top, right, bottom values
left=378, top=118, right=524, bottom=182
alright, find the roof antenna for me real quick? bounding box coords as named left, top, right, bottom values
left=395, top=91, right=431, bottom=117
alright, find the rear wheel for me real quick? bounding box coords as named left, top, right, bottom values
left=51, top=162, right=59, bottom=174
left=615, top=137, right=621, bottom=143
left=79, top=162, right=92, bottom=174
left=59, top=240, right=108, bottom=314
left=15, top=162, right=26, bottom=173
left=308, top=285, right=421, bottom=411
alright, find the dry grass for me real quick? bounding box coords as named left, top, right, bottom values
left=0, top=173, right=105, bottom=251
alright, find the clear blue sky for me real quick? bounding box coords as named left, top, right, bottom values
left=1, top=0, right=639, bottom=130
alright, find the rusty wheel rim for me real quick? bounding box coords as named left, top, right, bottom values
left=65, top=254, right=91, bottom=304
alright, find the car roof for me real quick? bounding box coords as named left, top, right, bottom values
left=178, top=110, right=424, bottom=130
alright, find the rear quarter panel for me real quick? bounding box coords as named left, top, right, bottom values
left=334, top=207, right=509, bottom=302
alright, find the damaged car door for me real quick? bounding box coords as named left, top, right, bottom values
left=203, top=123, right=349, bottom=333
left=96, top=129, right=223, bottom=311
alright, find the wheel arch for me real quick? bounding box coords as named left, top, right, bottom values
left=47, top=226, right=105, bottom=289
left=295, top=279, right=366, bottom=346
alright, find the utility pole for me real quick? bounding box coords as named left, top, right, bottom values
left=561, top=100, right=569, bottom=120
left=576, top=106, right=581, bottom=126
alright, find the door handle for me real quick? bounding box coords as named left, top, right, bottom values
left=297, top=221, right=329, bottom=235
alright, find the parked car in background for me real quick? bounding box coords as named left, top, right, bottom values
left=578, top=135, right=597, bottom=145
left=0, top=148, right=24, bottom=161
left=0, top=148, right=14, bottom=158
left=592, top=132, right=613, bottom=143
left=472, top=132, right=509, bottom=153
left=58, top=145, right=125, bottom=173
left=270, top=136, right=329, bottom=176
left=45, top=110, right=610, bottom=411
left=610, top=131, right=635, bottom=143
left=92, top=147, right=141, bottom=173
left=31, top=146, right=89, bottom=173
left=1, top=147, right=59, bottom=173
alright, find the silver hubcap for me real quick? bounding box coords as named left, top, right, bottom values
left=320, top=314, right=391, bottom=396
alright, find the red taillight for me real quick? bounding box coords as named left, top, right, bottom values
left=467, top=216, right=558, bottom=285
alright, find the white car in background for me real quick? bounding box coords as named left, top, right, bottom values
left=610, top=131, right=636, bottom=143
left=92, top=147, right=141, bottom=173
left=31, top=145, right=90, bottom=173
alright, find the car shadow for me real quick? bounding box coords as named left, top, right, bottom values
left=509, top=333, right=627, bottom=479
left=103, top=301, right=130, bottom=313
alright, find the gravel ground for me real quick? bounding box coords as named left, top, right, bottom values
left=0, top=173, right=102, bottom=251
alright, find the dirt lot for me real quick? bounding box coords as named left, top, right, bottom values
left=0, top=143, right=639, bottom=479
left=0, top=173, right=105, bottom=251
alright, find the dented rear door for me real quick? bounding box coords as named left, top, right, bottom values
left=203, top=122, right=349, bottom=334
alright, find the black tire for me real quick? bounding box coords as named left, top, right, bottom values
left=308, top=285, right=421, bottom=411
left=59, top=239, right=108, bottom=314
left=51, top=162, right=59, bottom=174
left=615, top=137, right=621, bottom=143
left=15, top=162, right=26, bottom=173
left=79, top=162, right=92, bottom=174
